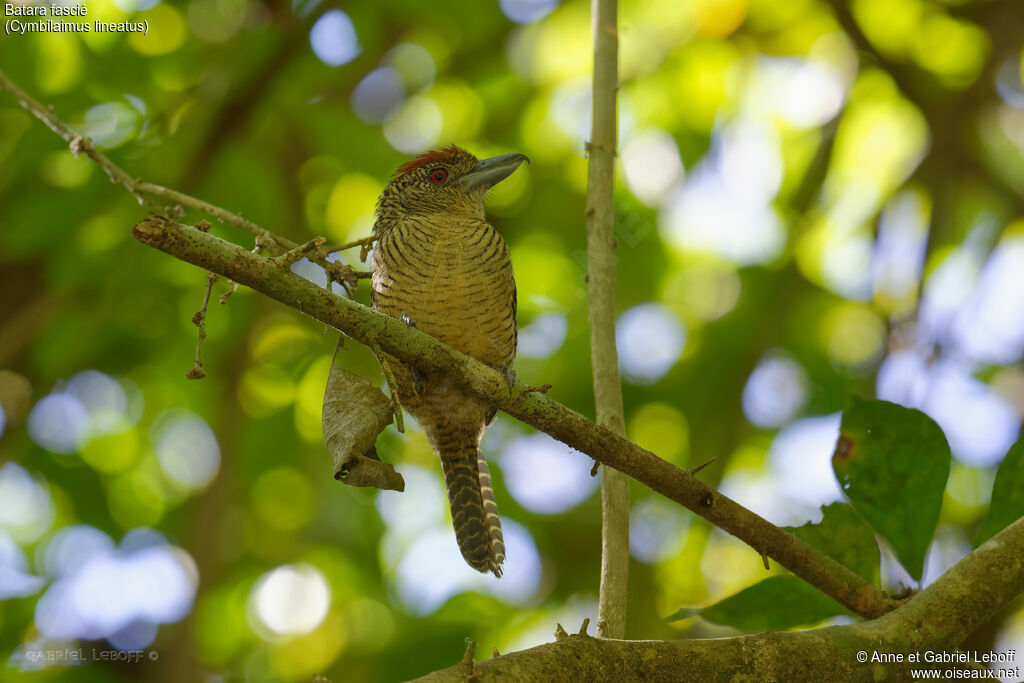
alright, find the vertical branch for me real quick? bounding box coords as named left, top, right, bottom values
left=586, top=0, right=629, bottom=639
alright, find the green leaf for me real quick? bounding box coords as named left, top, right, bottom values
left=665, top=576, right=845, bottom=630
left=784, top=503, right=880, bottom=583
left=665, top=504, right=879, bottom=630
left=975, top=436, right=1024, bottom=547
left=832, top=397, right=951, bottom=581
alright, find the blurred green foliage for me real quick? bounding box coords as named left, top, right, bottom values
left=1, top=0, right=1023, bottom=680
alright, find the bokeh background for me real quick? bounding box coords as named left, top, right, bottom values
left=1, top=0, right=1024, bottom=680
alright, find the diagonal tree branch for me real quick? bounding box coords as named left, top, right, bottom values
left=586, top=0, right=630, bottom=639
left=415, top=516, right=1024, bottom=681
left=2, top=62, right=897, bottom=628
left=131, top=215, right=899, bottom=621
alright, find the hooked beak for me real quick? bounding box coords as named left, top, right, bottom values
left=459, top=153, right=530, bottom=190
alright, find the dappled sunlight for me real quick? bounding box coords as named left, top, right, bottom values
left=879, top=355, right=1019, bottom=467
left=768, top=414, right=844, bottom=522
left=6, top=527, right=199, bottom=666
left=954, top=235, right=1024, bottom=364
left=664, top=113, right=785, bottom=258
left=309, top=10, right=361, bottom=67
left=377, top=464, right=447, bottom=570
left=500, top=0, right=559, bottom=25
left=630, top=497, right=689, bottom=564
left=385, top=43, right=437, bottom=93
left=152, top=411, right=220, bottom=491
left=27, top=392, right=89, bottom=454
left=661, top=155, right=786, bottom=265
left=627, top=402, right=689, bottom=464
left=742, top=352, right=809, bottom=428
left=617, top=303, right=686, bottom=384
left=872, top=189, right=929, bottom=317
left=391, top=519, right=542, bottom=615
left=621, top=128, right=685, bottom=207
left=352, top=68, right=406, bottom=125
left=0, top=531, right=44, bottom=599
left=700, top=527, right=780, bottom=600
left=920, top=527, right=971, bottom=589
left=394, top=528, right=475, bottom=615
left=383, top=95, right=443, bottom=153
left=28, top=370, right=140, bottom=457
left=500, top=433, right=597, bottom=514
left=249, top=563, right=331, bottom=638
left=517, top=311, right=568, bottom=359
left=819, top=302, right=886, bottom=368
left=3, top=0, right=1024, bottom=676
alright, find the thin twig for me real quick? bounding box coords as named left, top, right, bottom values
left=373, top=346, right=405, bottom=433
left=0, top=69, right=142, bottom=195
left=0, top=67, right=364, bottom=293
left=187, top=272, right=218, bottom=379
left=132, top=216, right=902, bottom=621
left=5, top=36, right=906, bottom=636
left=689, top=457, right=716, bottom=475
left=222, top=237, right=269, bottom=303
left=272, top=237, right=326, bottom=268
left=460, top=639, right=476, bottom=679
left=587, top=0, right=629, bottom=641
left=325, top=235, right=377, bottom=258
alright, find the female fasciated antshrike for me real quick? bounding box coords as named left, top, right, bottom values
left=371, top=146, right=528, bottom=577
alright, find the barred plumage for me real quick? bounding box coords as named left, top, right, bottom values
left=371, top=146, right=526, bottom=577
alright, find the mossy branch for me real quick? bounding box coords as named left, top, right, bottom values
left=2, top=67, right=889, bottom=620
left=416, top=516, right=1024, bottom=681
left=131, top=215, right=898, bottom=621
left=8, top=66, right=1024, bottom=682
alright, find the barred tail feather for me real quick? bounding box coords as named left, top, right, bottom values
left=439, top=446, right=505, bottom=577
left=477, top=457, right=505, bottom=575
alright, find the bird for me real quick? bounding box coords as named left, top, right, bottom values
left=371, top=145, right=528, bottom=577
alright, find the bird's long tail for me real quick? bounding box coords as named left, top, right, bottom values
left=436, top=437, right=505, bottom=577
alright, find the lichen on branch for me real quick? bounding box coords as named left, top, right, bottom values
left=131, top=215, right=898, bottom=621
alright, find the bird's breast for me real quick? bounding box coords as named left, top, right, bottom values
left=372, top=217, right=516, bottom=367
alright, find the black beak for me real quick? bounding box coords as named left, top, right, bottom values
left=459, top=153, right=529, bottom=190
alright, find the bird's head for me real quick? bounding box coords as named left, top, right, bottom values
left=375, top=145, right=529, bottom=226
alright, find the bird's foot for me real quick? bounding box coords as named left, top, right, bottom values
left=499, top=364, right=516, bottom=393
left=499, top=364, right=552, bottom=396
left=388, top=392, right=405, bottom=433
left=396, top=313, right=423, bottom=394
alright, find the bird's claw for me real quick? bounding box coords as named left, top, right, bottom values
left=499, top=364, right=516, bottom=393
left=498, top=364, right=551, bottom=396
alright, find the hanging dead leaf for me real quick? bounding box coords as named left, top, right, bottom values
left=322, top=347, right=404, bottom=492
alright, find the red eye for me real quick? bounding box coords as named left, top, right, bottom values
left=429, top=167, right=448, bottom=184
